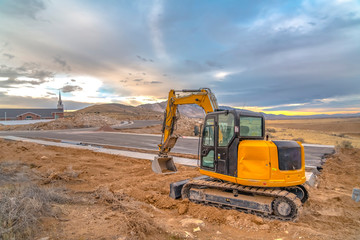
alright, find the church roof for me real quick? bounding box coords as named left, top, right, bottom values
left=0, top=108, right=63, bottom=119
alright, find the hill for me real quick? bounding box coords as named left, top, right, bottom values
left=138, top=102, right=207, bottom=118
left=75, top=102, right=360, bottom=120
left=74, top=103, right=162, bottom=121
left=77, top=103, right=143, bottom=114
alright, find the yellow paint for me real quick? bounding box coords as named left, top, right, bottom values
left=237, top=140, right=270, bottom=180
left=199, top=169, right=237, bottom=183
left=200, top=140, right=306, bottom=187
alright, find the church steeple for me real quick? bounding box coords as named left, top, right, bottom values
left=57, top=91, right=64, bottom=110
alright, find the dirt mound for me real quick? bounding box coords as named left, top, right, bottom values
left=298, top=148, right=360, bottom=238
left=118, top=115, right=203, bottom=136
left=75, top=104, right=162, bottom=121
left=97, top=125, right=116, bottom=132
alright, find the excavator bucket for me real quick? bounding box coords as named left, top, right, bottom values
left=152, top=155, right=177, bottom=174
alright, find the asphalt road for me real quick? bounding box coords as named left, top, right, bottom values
left=0, top=128, right=334, bottom=169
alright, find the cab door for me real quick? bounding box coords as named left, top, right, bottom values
left=215, top=112, right=235, bottom=175
left=200, top=117, right=216, bottom=170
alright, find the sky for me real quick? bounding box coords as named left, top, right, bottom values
left=0, top=0, right=359, bottom=115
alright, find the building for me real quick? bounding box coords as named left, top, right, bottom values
left=0, top=92, right=64, bottom=121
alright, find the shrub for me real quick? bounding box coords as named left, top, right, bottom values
left=0, top=184, right=69, bottom=239
left=332, top=133, right=347, bottom=138
left=292, top=137, right=305, bottom=143
left=266, top=128, right=276, bottom=133
left=0, top=162, right=70, bottom=239
left=337, top=140, right=353, bottom=149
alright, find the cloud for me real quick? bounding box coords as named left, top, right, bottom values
left=0, top=0, right=359, bottom=113
left=214, top=71, right=231, bottom=80
left=61, top=85, right=83, bottom=93
left=46, top=91, right=56, bottom=96
left=0, top=93, right=90, bottom=109
left=53, top=56, right=71, bottom=71
left=0, top=64, right=53, bottom=88
left=149, top=0, right=169, bottom=60
left=0, top=0, right=47, bottom=20
left=206, top=60, right=223, bottom=68
left=136, top=55, right=148, bottom=62
left=3, top=53, right=14, bottom=59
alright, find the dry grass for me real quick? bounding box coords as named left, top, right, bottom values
left=93, top=186, right=164, bottom=240
left=0, top=161, right=164, bottom=240
left=266, top=118, right=360, bottom=148
left=336, top=140, right=354, bottom=149
left=292, top=137, right=305, bottom=143
left=0, top=162, right=70, bottom=240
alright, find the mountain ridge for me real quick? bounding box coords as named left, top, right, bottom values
left=76, top=102, right=360, bottom=120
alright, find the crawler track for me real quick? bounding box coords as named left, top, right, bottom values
left=182, top=178, right=303, bottom=221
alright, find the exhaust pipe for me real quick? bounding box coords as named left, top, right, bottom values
left=152, top=155, right=177, bottom=174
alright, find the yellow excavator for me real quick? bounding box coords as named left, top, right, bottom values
left=152, top=88, right=308, bottom=221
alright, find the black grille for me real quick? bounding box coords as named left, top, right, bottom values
left=273, top=141, right=302, bottom=171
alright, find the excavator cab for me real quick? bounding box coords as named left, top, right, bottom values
left=199, top=109, right=306, bottom=189
left=200, top=110, right=265, bottom=176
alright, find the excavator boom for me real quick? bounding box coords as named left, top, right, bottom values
left=152, top=88, right=218, bottom=174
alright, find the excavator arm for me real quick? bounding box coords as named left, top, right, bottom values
left=152, top=88, right=219, bottom=174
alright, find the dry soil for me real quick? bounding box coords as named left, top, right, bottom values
left=0, top=139, right=359, bottom=240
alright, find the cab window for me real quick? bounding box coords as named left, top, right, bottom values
left=202, top=118, right=215, bottom=146
left=218, top=113, right=235, bottom=146
left=239, top=116, right=262, bottom=137
left=202, top=150, right=214, bottom=168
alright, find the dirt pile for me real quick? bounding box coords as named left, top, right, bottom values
left=174, top=116, right=203, bottom=136
left=97, top=125, right=116, bottom=132
left=0, top=139, right=359, bottom=239
left=74, top=103, right=162, bottom=121
left=118, top=115, right=202, bottom=136
left=298, top=148, right=360, bottom=238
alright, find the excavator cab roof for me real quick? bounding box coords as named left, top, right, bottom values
left=213, top=109, right=264, bottom=117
